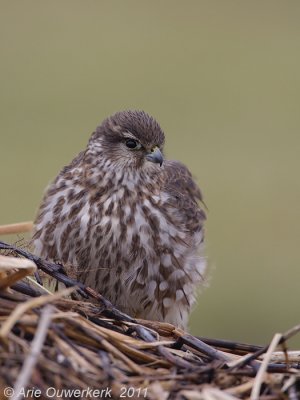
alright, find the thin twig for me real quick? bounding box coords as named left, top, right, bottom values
left=12, top=305, right=53, bottom=400
left=0, top=221, right=33, bottom=235
left=198, top=336, right=263, bottom=354
left=179, top=334, right=232, bottom=362
left=0, top=287, right=75, bottom=338
left=250, top=333, right=282, bottom=400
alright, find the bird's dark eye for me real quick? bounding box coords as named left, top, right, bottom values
left=125, top=139, right=141, bottom=149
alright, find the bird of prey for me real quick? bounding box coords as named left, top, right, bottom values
left=33, top=110, right=207, bottom=329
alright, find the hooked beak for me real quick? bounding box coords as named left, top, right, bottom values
left=145, top=147, right=164, bottom=166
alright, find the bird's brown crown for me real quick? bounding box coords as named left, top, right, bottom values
left=90, top=110, right=165, bottom=149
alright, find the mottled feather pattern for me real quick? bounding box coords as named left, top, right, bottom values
left=33, top=110, right=207, bottom=329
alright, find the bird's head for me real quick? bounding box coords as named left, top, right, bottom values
left=88, top=110, right=165, bottom=170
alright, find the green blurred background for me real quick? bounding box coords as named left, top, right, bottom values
left=1, top=1, right=300, bottom=347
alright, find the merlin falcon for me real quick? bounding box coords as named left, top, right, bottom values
left=33, top=110, right=207, bottom=329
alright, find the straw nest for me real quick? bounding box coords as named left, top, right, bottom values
left=0, top=229, right=300, bottom=399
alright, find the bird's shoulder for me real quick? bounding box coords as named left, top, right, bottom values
left=161, top=160, right=206, bottom=228
left=163, top=160, right=204, bottom=204
left=58, top=150, right=86, bottom=177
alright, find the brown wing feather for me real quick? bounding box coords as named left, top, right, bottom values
left=163, top=160, right=206, bottom=233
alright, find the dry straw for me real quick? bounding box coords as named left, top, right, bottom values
left=0, top=223, right=300, bottom=399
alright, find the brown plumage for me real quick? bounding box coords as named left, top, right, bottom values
left=33, top=110, right=207, bottom=329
